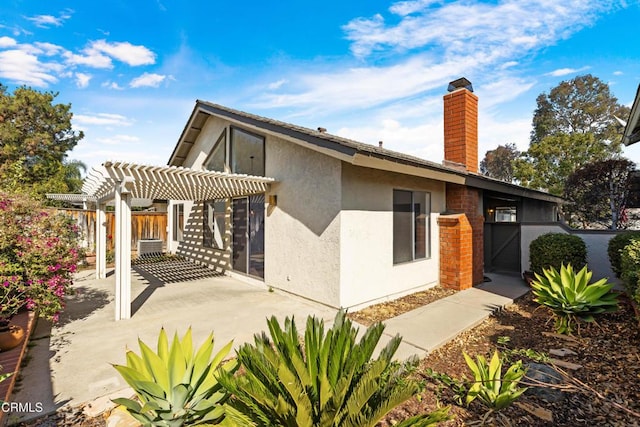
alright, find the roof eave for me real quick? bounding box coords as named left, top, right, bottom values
left=623, top=84, right=640, bottom=146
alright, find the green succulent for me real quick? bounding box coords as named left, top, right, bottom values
left=220, top=310, right=451, bottom=427
left=463, top=350, right=528, bottom=411
left=112, top=327, right=238, bottom=426
left=531, top=263, right=619, bottom=334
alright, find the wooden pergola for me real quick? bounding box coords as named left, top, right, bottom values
left=48, top=161, right=275, bottom=321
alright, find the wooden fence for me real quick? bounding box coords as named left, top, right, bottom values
left=49, top=208, right=167, bottom=253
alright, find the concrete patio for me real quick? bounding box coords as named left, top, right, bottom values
left=9, top=261, right=530, bottom=424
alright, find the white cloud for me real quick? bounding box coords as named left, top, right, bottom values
left=33, top=42, right=64, bottom=56
left=64, top=50, right=112, bottom=68
left=0, top=49, right=60, bottom=86
left=102, top=81, right=124, bottom=90
left=73, top=113, right=133, bottom=127
left=390, top=0, right=440, bottom=16
left=26, top=10, right=72, bottom=29
left=0, top=36, right=17, bottom=48
left=613, top=70, right=624, bottom=76
left=96, top=134, right=141, bottom=145
left=90, top=40, right=156, bottom=66
left=252, top=0, right=622, bottom=119
left=545, top=66, right=590, bottom=77
left=75, top=73, right=91, bottom=88
left=129, top=72, right=168, bottom=88
left=343, top=0, right=616, bottom=58
left=267, top=79, right=288, bottom=90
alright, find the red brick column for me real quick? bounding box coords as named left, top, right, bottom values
left=445, top=183, right=484, bottom=286
left=438, top=214, right=473, bottom=290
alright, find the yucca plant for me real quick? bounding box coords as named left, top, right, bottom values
left=220, top=310, right=451, bottom=427
left=112, top=328, right=238, bottom=426
left=531, top=263, right=619, bottom=334
left=463, top=350, right=527, bottom=411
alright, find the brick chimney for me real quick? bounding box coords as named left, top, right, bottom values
left=443, top=77, right=478, bottom=173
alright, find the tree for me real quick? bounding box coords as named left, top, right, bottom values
left=0, top=84, right=84, bottom=198
left=480, top=143, right=519, bottom=182
left=530, top=74, right=629, bottom=147
left=513, top=133, right=609, bottom=195
left=563, top=159, right=635, bottom=230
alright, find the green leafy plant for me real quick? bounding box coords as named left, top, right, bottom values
left=220, top=310, right=451, bottom=427
left=0, top=193, right=83, bottom=323
left=531, top=264, right=619, bottom=334
left=495, top=336, right=549, bottom=363
left=529, top=233, right=586, bottom=275
left=463, top=350, right=527, bottom=411
left=608, top=231, right=640, bottom=277
left=620, top=238, right=640, bottom=305
left=424, top=368, right=468, bottom=406
left=112, top=328, right=237, bottom=426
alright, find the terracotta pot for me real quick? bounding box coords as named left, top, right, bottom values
left=0, top=324, right=25, bottom=351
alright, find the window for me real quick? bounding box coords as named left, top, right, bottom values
left=495, top=207, right=517, bottom=223
left=204, top=131, right=226, bottom=172
left=393, top=190, right=430, bottom=264
left=203, top=200, right=226, bottom=248
left=230, top=127, right=265, bottom=176
left=173, top=203, right=184, bottom=242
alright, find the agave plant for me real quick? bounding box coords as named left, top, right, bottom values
left=531, top=263, right=618, bottom=335
left=112, top=327, right=238, bottom=426
left=219, top=310, right=451, bottom=427
left=463, top=350, right=528, bottom=411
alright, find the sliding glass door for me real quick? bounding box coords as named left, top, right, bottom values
left=232, top=195, right=265, bottom=278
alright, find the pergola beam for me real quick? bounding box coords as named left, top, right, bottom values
left=50, top=161, right=275, bottom=321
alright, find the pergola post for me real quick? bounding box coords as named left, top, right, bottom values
left=95, top=203, right=107, bottom=280
left=114, top=182, right=132, bottom=320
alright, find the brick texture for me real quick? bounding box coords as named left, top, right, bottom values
left=443, top=88, right=478, bottom=173
left=440, top=184, right=484, bottom=289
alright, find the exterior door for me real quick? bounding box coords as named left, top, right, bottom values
left=232, top=195, right=265, bottom=278
left=484, top=223, right=521, bottom=273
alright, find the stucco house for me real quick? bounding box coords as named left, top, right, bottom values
left=164, top=77, right=562, bottom=310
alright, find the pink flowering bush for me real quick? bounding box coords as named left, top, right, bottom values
left=0, top=192, right=83, bottom=324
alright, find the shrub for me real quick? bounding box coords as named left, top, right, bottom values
left=463, top=350, right=528, bottom=410
left=620, top=238, right=640, bottom=305
left=220, top=310, right=451, bottom=427
left=0, top=192, right=82, bottom=323
left=529, top=233, right=586, bottom=274
left=112, top=327, right=237, bottom=426
left=608, top=231, right=640, bottom=278
left=531, top=264, right=618, bottom=334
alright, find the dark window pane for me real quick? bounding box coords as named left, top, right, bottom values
left=248, top=195, right=265, bottom=279
left=204, top=132, right=226, bottom=172
left=173, top=204, right=184, bottom=242
left=232, top=198, right=248, bottom=273
left=231, top=128, right=265, bottom=176
left=393, top=190, right=413, bottom=263
left=414, top=192, right=429, bottom=259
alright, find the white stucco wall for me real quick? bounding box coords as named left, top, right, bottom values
left=264, top=135, right=342, bottom=307
left=339, top=164, right=445, bottom=309
left=521, top=224, right=620, bottom=283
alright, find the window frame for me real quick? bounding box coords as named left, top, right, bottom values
left=393, top=189, right=431, bottom=264
left=173, top=203, right=184, bottom=242
left=203, top=130, right=227, bottom=172
left=229, top=126, right=266, bottom=176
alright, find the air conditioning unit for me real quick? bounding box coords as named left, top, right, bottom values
left=137, top=239, right=163, bottom=257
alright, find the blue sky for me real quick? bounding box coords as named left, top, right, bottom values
left=1, top=0, right=640, bottom=171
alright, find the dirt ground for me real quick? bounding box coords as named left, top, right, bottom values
left=379, top=291, right=640, bottom=427
left=16, top=284, right=640, bottom=426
